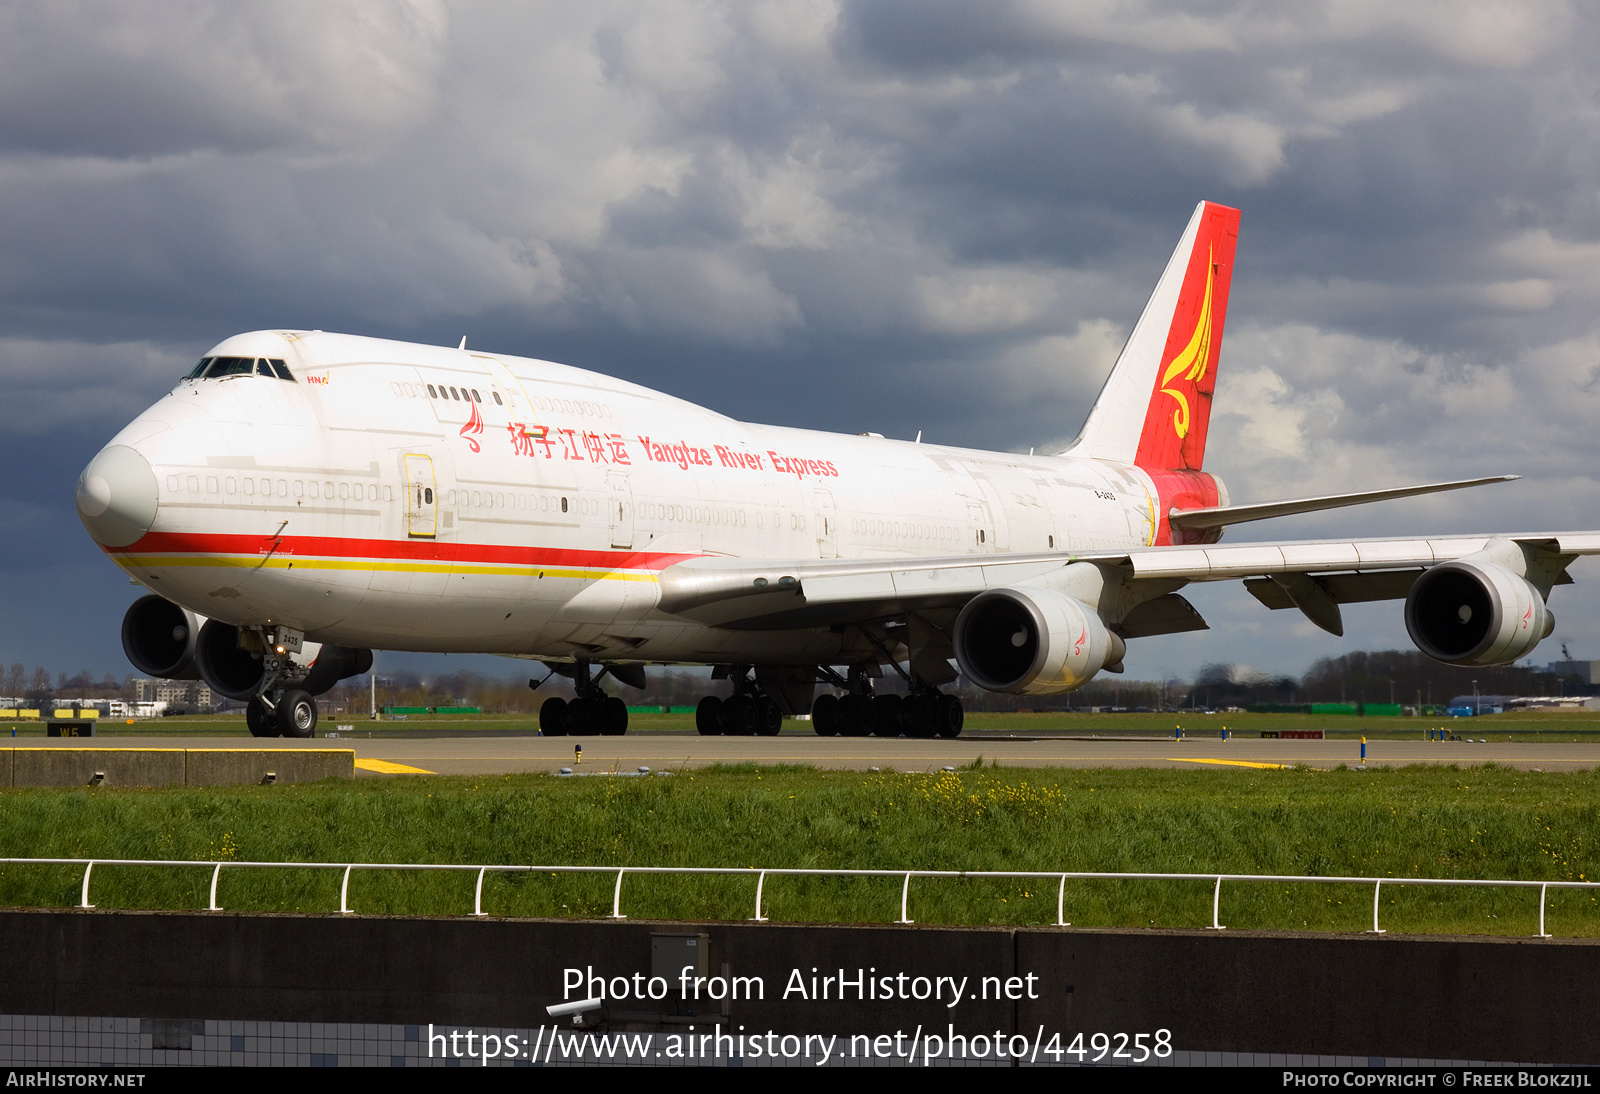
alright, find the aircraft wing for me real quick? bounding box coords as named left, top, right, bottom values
left=655, top=530, right=1600, bottom=635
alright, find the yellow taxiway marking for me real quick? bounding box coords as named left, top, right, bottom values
left=1168, top=757, right=1289, bottom=770
left=355, top=758, right=436, bottom=775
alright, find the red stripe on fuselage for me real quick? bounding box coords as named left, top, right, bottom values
left=105, top=530, right=700, bottom=571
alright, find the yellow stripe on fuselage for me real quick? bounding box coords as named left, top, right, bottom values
left=115, top=555, right=661, bottom=581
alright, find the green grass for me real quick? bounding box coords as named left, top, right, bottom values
left=1, top=763, right=1597, bottom=936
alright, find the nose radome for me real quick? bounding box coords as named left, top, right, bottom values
left=76, top=444, right=158, bottom=547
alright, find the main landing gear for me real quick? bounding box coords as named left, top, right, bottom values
left=538, top=661, right=629, bottom=736
left=809, top=664, right=963, bottom=739
left=246, top=689, right=318, bottom=739
left=695, top=666, right=782, bottom=736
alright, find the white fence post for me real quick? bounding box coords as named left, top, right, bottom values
left=1208, top=876, right=1224, bottom=930
left=1368, top=880, right=1386, bottom=934
left=339, top=865, right=354, bottom=915
left=898, top=872, right=915, bottom=924
left=1056, top=874, right=1071, bottom=927
left=1537, top=882, right=1551, bottom=938
left=608, top=869, right=627, bottom=919
left=79, top=861, right=94, bottom=910
left=208, top=863, right=223, bottom=912
left=473, top=866, right=488, bottom=918
left=751, top=871, right=768, bottom=923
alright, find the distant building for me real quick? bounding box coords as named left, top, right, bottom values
left=153, top=681, right=213, bottom=713
left=1547, top=660, right=1600, bottom=684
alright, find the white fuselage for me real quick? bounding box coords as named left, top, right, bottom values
left=100, top=330, right=1173, bottom=665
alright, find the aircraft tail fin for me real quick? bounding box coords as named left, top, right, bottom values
left=1062, top=201, right=1240, bottom=471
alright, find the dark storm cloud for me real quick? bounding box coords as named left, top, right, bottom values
left=6, top=0, right=1600, bottom=679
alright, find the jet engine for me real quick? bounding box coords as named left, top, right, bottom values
left=121, top=595, right=204, bottom=680
left=193, top=618, right=371, bottom=700
left=1404, top=559, right=1554, bottom=667
left=953, top=586, right=1125, bottom=694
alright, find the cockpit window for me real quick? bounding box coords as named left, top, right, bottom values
left=186, top=358, right=212, bottom=379
left=256, top=359, right=274, bottom=377
left=204, top=356, right=257, bottom=378
left=268, top=359, right=295, bottom=381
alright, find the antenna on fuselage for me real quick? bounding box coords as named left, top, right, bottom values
left=458, top=336, right=467, bottom=350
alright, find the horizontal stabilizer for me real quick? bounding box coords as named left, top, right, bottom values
left=1167, top=476, right=1518, bottom=532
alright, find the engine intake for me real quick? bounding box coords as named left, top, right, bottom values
left=1405, top=560, right=1553, bottom=667
left=954, top=586, right=1125, bottom=694
left=121, top=595, right=203, bottom=680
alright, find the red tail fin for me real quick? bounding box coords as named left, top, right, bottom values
left=1133, top=203, right=1238, bottom=471
left=1064, top=202, right=1239, bottom=473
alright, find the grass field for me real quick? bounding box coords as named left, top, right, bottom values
left=13, top=707, right=1600, bottom=742
left=1, top=761, right=1596, bottom=937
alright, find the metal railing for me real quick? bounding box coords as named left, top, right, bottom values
left=0, top=857, right=1591, bottom=937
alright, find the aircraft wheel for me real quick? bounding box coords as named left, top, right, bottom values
left=756, top=697, right=782, bottom=736
left=245, top=697, right=279, bottom=738
left=905, top=694, right=939, bottom=739
left=937, top=694, right=964, bottom=738
left=839, top=694, right=873, bottom=737
left=696, top=696, right=724, bottom=735
left=602, top=696, right=629, bottom=736
left=723, top=694, right=759, bottom=736
left=811, top=693, right=839, bottom=736
left=279, top=690, right=317, bottom=739
left=872, top=693, right=903, bottom=737
left=566, top=698, right=595, bottom=736
left=539, top=697, right=569, bottom=736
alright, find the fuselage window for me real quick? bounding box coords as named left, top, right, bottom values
left=492, top=391, right=503, bottom=405
left=450, top=387, right=460, bottom=400
left=339, top=482, right=349, bottom=500
left=276, top=479, right=287, bottom=497
left=425, top=488, right=433, bottom=504
left=187, top=358, right=212, bottom=380
left=471, top=389, right=482, bottom=402
left=186, top=476, right=199, bottom=493
left=224, top=478, right=235, bottom=494
left=243, top=479, right=254, bottom=496
left=561, top=497, right=568, bottom=513
left=308, top=481, right=319, bottom=499
left=427, top=384, right=438, bottom=398
left=292, top=480, right=304, bottom=498
left=205, top=476, right=218, bottom=493
left=268, top=359, right=294, bottom=381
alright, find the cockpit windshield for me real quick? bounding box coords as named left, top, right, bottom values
left=185, top=357, right=297, bottom=382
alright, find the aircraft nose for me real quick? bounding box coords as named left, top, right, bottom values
left=76, top=444, right=159, bottom=547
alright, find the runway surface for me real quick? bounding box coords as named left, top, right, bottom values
left=16, top=732, right=1600, bottom=774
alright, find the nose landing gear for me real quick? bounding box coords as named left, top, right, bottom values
left=245, top=688, right=319, bottom=739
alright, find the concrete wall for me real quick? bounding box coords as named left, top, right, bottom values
left=0, top=909, right=1593, bottom=1063
left=0, top=749, right=353, bottom=787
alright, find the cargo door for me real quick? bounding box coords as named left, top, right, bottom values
left=607, top=470, right=634, bottom=549
left=404, top=454, right=437, bottom=538
left=813, top=487, right=838, bottom=558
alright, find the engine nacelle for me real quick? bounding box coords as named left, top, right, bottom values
left=121, top=595, right=204, bottom=680
left=953, top=586, right=1125, bottom=694
left=193, top=619, right=371, bottom=700
left=1405, top=560, right=1554, bottom=667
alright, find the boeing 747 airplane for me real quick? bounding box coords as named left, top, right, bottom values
left=75, top=202, right=1593, bottom=738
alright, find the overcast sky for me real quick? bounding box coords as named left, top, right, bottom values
left=8, top=0, right=1600, bottom=686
